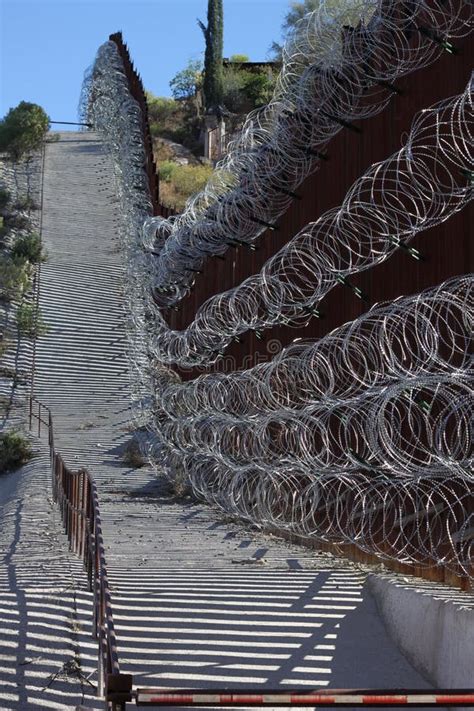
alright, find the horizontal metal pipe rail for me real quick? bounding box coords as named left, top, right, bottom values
left=133, top=689, right=474, bottom=707
left=27, top=397, right=133, bottom=710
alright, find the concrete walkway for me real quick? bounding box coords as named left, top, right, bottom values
left=0, top=447, right=99, bottom=710
left=22, top=132, right=432, bottom=706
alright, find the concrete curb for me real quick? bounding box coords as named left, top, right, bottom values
left=368, top=574, right=474, bottom=709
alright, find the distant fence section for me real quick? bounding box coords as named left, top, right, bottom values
left=205, top=119, right=238, bottom=163
left=109, top=32, right=176, bottom=219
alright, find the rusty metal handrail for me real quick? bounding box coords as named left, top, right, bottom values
left=134, top=688, right=474, bottom=707
left=27, top=396, right=132, bottom=710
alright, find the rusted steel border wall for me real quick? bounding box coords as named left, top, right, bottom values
left=165, top=37, right=473, bottom=591
left=109, top=32, right=473, bottom=591
left=169, top=35, right=473, bottom=380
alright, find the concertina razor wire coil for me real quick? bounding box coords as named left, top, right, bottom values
left=81, top=0, right=473, bottom=580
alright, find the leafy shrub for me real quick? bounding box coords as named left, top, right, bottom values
left=229, top=54, right=250, bottom=63
left=0, top=216, right=7, bottom=240
left=0, top=430, right=33, bottom=474
left=122, top=438, right=147, bottom=468
left=159, top=162, right=213, bottom=211
left=0, top=188, right=10, bottom=211
left=0, top=256, right=29, bottom=301
left=16, top=303, right=48, bottom=338
left=14, top=195, right=38, bottom=211
left=147, top=95, right=178, bottom=128
left=221, top=66, right=246, bottom=112
left=222, top=66, right=276, bottom=113
left=172, top=163, right=213, bottom=196
left=11, top=233, right=43, bottom=264
left=148, top=91, right=203, bottom=151
left=148, top=95, right=193, bottom=145
left=4, top=213, right=31, bottom=230
left=0, top=102, right=49, bottom=159
left=240, top=71, right=275, bottom=107
left=158, top=161, right=178, bottom=182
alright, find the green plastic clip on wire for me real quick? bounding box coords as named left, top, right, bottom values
left=417, top=25, right=458, bottom=54
left=461, top=168, right=474, bottom=185
left=337, top=275, right=369, bottom=301
left=387, top=236, right=422, bottom=260
left=303, top=305, right=322, bottom=319
left=402, top=390, right=431, bottom=415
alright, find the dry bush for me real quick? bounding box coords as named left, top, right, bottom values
left=0, top=430, right=33, bottom=473
left=122, top=437, right=147, bottom=468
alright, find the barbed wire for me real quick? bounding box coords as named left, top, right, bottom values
left=154, top=276, right=472, bottom=475
left=81, top=2, right=473, bottom=579
left=141, top=276, right=473, bottom=578
left=147, top=77, right=472, bottom=366
left=162, top=276, right=472, bottom=417
left=142, top=0, right=472, bottom=307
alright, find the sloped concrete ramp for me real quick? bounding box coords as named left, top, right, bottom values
left=2, top=132, right=435, bottom=708
left=0, top=445, right=100, bottom=709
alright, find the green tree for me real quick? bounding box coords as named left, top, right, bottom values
left=0, top=102, right=49, bottom=159
left=282, top=0, right=320, bottom=33
left=198, top=0, right=224, bottom=113
left=221, top=66, right=275, bottom=114
left=169, top=60, right=203, bottom=100
left=270, top=0, right=363, bottom=60
left=270, top=0, right=319, bottom=60
left=229, top=54, right=249, bottom=63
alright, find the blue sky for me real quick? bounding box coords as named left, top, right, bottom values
left=1, top=0, right=290, bottom=126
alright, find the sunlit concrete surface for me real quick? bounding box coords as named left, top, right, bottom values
left=0, top=448, right=101, bottom=710
left=370, top=573, right=474, bottom=710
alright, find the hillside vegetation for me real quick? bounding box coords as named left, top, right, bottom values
left=147, top=56, right=277, bottom=211
left=0, top=101, right=48, bottom=422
